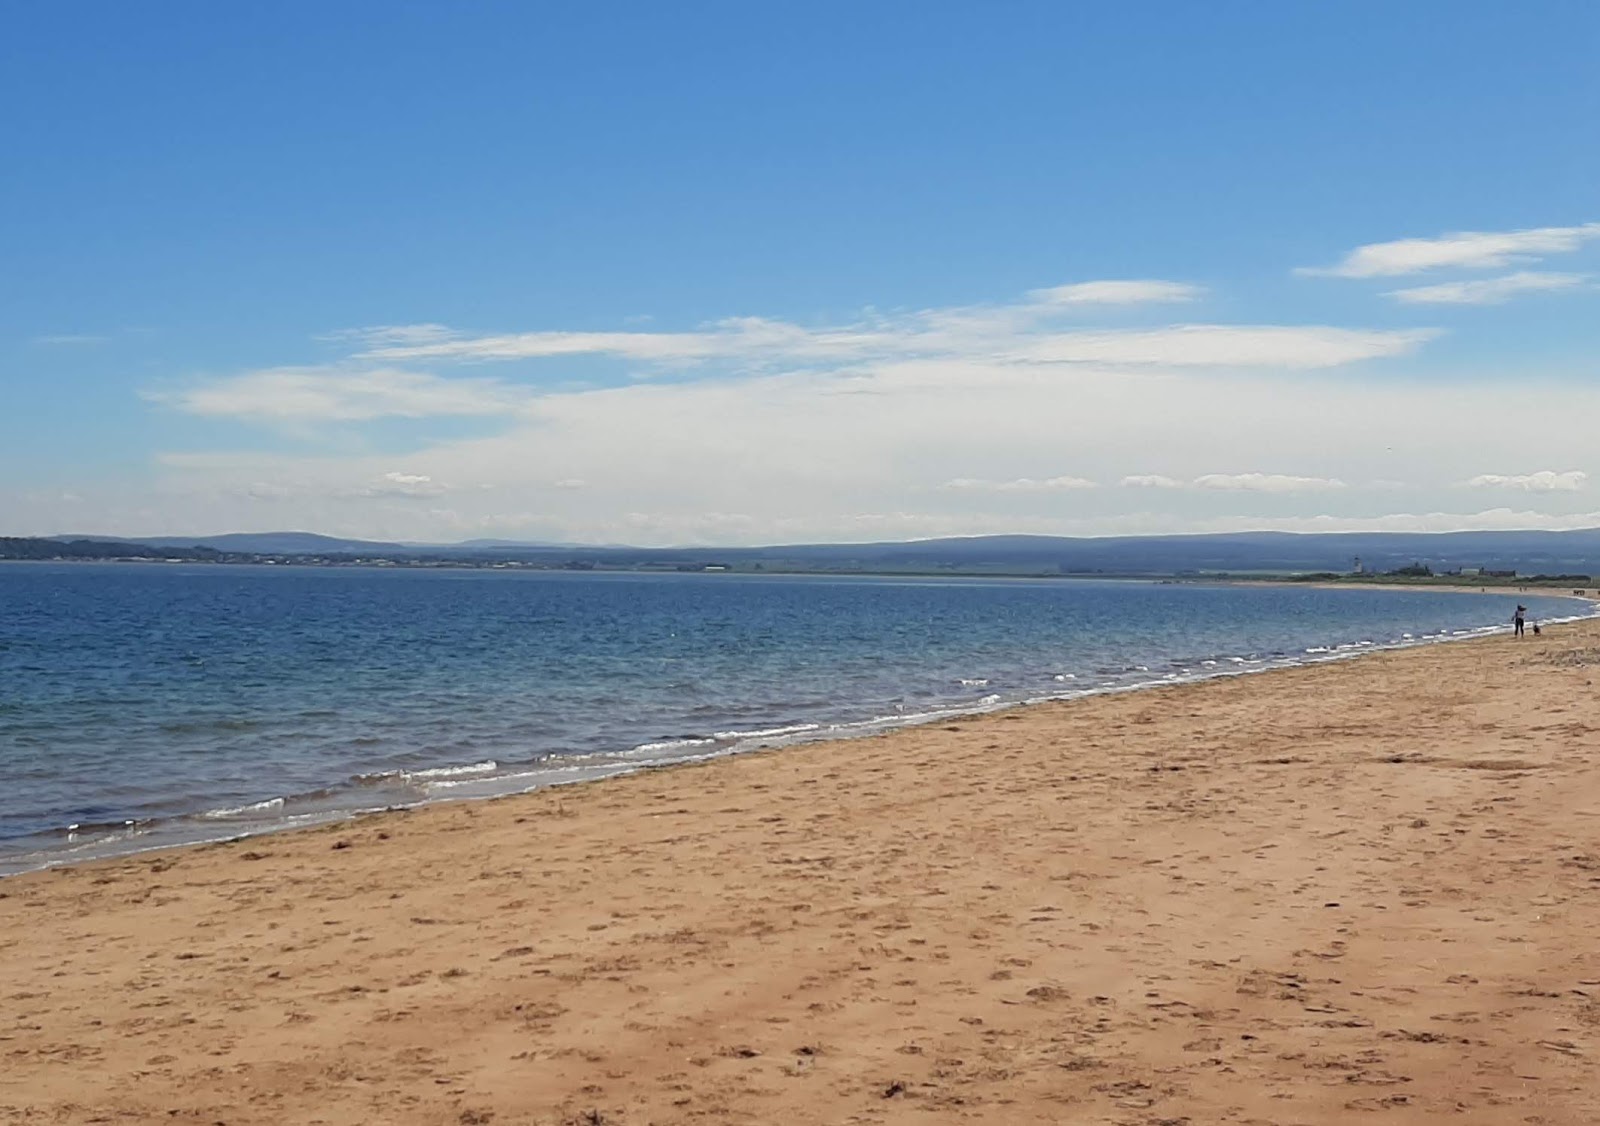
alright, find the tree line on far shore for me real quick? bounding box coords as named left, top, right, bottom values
left=0, top=538, right=220, bottom=561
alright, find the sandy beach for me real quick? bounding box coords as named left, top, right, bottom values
left=3, top=624, right=1599, bottom=1125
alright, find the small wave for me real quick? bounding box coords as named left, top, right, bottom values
left=402, top=760, right=499, bottom=781
left=1052, top=673, right=1077, bottom=681
left=710, top=723, right=823, bottom=741
left=958, top=678, right=990, bottom=687
left=631, top=737, right=717, bottom=753
left=198, top=797, right=285, bottom=820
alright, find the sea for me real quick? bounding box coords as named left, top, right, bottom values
left=0, top=563, right=1587, bottom=876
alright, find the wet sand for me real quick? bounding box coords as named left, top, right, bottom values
left=3, top=623, right=1600, bottom=1125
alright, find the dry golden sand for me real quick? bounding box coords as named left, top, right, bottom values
left=4, top=623, right=1600, bottom=1126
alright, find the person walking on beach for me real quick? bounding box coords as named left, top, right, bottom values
left=1513, top=605, right=1526, bottom=637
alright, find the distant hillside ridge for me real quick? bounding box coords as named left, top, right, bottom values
left=15, top=527, right=1600, bottom=575
left=51, top=531, right=409, bottom=555
left=4, top=538, right=220, bottom=561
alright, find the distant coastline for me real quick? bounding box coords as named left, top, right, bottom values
left=3, top=532, right=1598, bottom=590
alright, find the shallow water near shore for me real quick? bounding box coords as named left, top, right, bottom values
left=0, top=563, right=1585, bottom=875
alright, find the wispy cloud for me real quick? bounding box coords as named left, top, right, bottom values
left=1010, top=325, right=1433, bottom=368
left=1385, top=271, right=1588, bottom=305
left=319, top=324, right=461, bottom=348
left=1300, top=221, right=1600, bottom=278
left=1024, top=280, right=1203, bottom=305
left=1121, top=473, right=1345, bottom=492
left=145, top=366, right=528, bottom=422
left=357, top=471, right=447, bottom=498
left=151, top=281, right=1437, bottom=428
left=1463, top=470, right=1587, bottom=492
left=349, top=282, right=1426, bottom=372
left=368, top=320, right=1431, bottom=370
left=1194, top=472, right=1345, bottom=492
left=940, top=475, right=1098, bottom=492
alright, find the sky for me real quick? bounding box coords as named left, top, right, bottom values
left=4, top=1, right=1599, bottom=546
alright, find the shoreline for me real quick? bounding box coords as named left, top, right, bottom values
left=6, top=588, right=1593, bottom=882
left=5, top=622, right=1600, bottom=1122
left=5, top=588, right=1591, bottom=879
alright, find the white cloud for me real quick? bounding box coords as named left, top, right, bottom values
left=1012, top=325, right=1434, bottom=368
left=358, top=472, right=446, bottom=498
left=940, top=475, right=1098, bottom=492
left=1120, top=473, right=1345, bottom=492
left=146, top=366, right=529, bottom=422
left=83, top=273, right=1600, bottom=546
left=1025, top=280, right=1203, bottom=305
left=1300, top=221, right=1600, bottom=278
left=1385, top=271, right=1588, bottom=305
left=1193, top=473, right=1346, bottom=493
left=151, top=282, right=1435, bottom=430
left=352, top=284, right=1425, bottom=373
left=1464, top=470, right=1587, bottom=492
left=118, top=358, right=1600, bottom=545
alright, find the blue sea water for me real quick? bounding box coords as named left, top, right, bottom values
left=0, top=563, right=1586, bottom=875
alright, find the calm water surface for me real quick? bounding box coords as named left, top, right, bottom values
left=0, top=563, right=1583, bottom=874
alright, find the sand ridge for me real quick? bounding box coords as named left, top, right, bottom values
left=3, top=624, right=1600, bottom=1124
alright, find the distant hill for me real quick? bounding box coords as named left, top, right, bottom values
left=4, top=537, right=219, bottom=561
left=53, top=531, right=410, bottom=555
left=24, top=527, right=1600, bottom=575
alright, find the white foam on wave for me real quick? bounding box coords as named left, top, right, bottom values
left=710, top=723, right=823, bottom=741
left=401, top=760, right=498, bottom=781
left=198, top=797, right=286, bottom=820
left=630, top=737, right=717, bottom=754
left=1052, top=673, right=1077, bottom=681
left=958, top=678, right=990, bottom=687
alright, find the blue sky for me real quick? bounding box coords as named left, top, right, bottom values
left=4, top=1, right=1599, bottom=543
